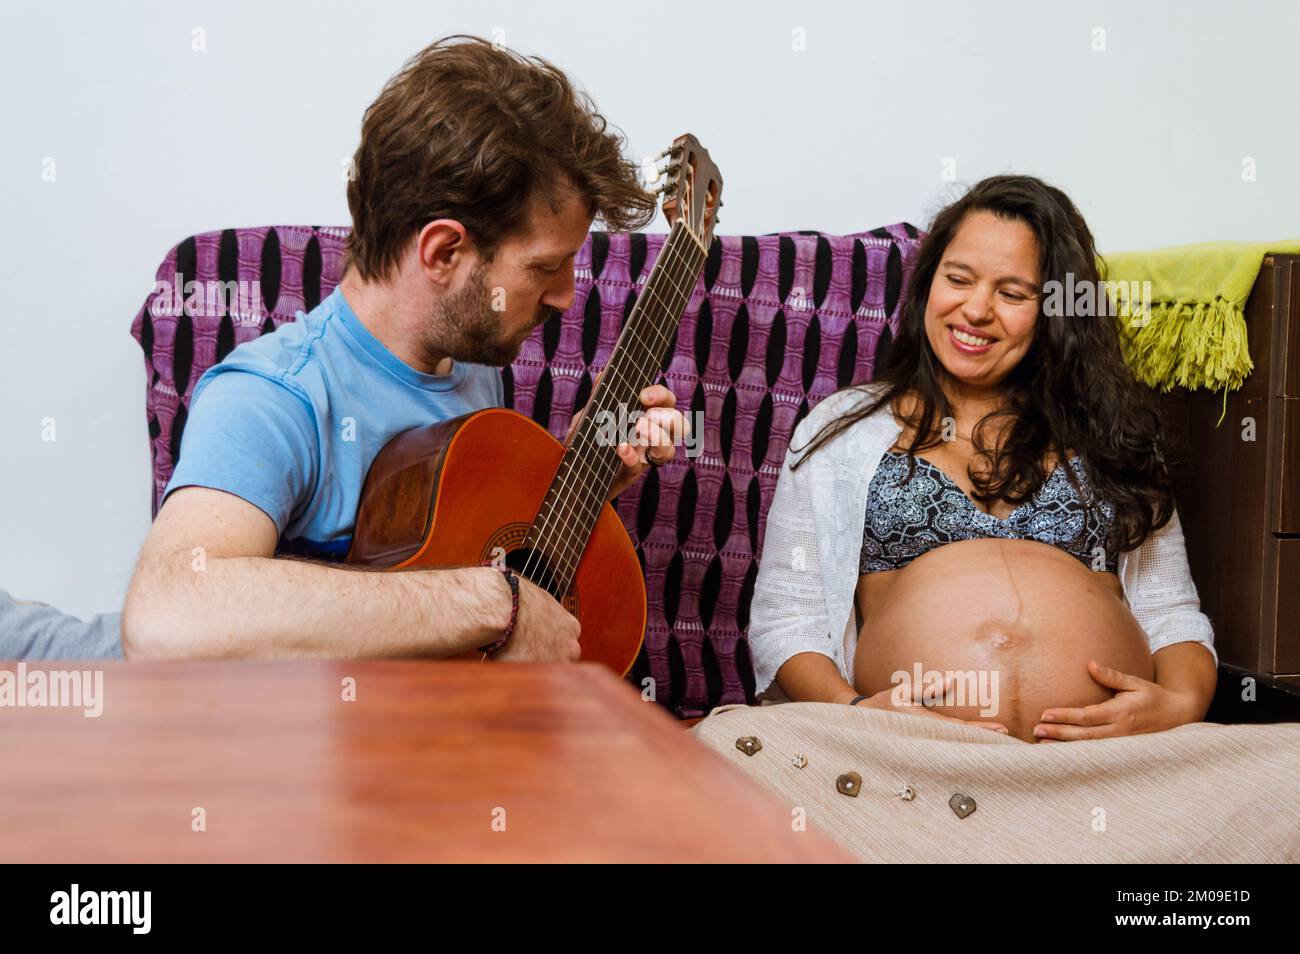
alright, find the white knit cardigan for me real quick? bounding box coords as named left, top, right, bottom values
left=748, top=383, right=1218, bottom=699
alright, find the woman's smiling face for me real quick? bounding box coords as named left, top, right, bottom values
left=924, top=210, right=1042, bottom=392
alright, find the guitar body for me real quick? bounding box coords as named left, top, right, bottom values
left=347, top=407, right=647, bottom=675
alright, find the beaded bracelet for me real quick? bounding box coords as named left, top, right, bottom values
left=477, top=562, right=520, bottom=657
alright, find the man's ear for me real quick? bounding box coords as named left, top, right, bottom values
left=416, top=219, right=472, bottom=287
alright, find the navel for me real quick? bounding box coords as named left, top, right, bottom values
left=975, top=619, right=1030, bottom=651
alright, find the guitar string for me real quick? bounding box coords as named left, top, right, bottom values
left=519, top=225, right=705, bottom=591
left=534, top=239, right=701, bottom=591
left=547, top=238, right=707, bottom=589
left=522, top=155, right=717, bottom=587
left=519, top=225, right=699, bottom=590
left=522, top=223, right=696, bottom=581
left=544, top=242, right=705, bottom=590
left=535, top=230, right=702, bottom=583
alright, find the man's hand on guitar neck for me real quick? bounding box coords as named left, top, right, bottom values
left=563, top=377, right=691, bottom=502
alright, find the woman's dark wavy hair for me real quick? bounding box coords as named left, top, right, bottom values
left=789, top=174, right=1177, bottom=554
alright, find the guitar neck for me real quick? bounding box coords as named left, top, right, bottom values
left=526, top=221, right=709, bottom=594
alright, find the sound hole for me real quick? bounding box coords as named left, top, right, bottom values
left=503, top=547, right=580, bottom=617
left=481, top=523, right=580, bottom=618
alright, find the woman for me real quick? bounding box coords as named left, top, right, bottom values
left=747, top=175, right=1217, bottom=742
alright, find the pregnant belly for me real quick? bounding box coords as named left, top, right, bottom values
left=853, top=538, right=1153, bottom=742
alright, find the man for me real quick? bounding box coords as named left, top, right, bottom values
left=122, top=35, right=688, bottom=662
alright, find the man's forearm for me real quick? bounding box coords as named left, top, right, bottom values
left=123, top=554, right=508, bottom=660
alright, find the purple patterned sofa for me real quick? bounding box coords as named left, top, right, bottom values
left=131, top=223, right=923, bottom=717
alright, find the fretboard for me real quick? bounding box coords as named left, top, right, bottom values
left=525, top=221, right=708, bottom=596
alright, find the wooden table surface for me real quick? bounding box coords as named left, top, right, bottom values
left=0, top=661, right=849, bottom=863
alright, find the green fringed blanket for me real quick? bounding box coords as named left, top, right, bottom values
left=1101, top=240, right=1300, bottom=394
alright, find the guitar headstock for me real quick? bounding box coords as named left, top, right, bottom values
left=645, top=133, right=723, bottom=247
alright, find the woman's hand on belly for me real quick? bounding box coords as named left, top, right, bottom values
left=1033, top=659, right=1203, bottom=742
left=854, top=539, right=1155, bottom=742
left=859, top=674, right=1010, bottom=735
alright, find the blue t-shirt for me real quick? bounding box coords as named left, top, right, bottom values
left=164, top=286, right=504, bottom=560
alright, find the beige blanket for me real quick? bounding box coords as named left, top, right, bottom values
left=691, top=703, right=1300, bottom=863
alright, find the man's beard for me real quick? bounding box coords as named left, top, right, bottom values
left=431, top=262, right=559, bottom=368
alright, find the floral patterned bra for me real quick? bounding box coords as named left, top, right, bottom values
left=859, top=450, right=1117, bottom=575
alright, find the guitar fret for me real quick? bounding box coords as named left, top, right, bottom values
left=533, top=232, right=702, bottom=589
left=522, top=221, right=708, bottom=594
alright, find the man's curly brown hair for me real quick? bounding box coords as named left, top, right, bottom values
left=345, top=34, right=656, bottom=280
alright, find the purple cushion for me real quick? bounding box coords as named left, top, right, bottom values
left=131, top=223, right=923, bottom=716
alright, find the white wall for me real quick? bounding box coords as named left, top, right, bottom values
left=2, top=0, right=1298, bottom=619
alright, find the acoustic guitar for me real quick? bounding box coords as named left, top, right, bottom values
left=346, top=133, right=723, bottom=675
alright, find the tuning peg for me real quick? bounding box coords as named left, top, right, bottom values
left=642, top=157, right=682, bottom=192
